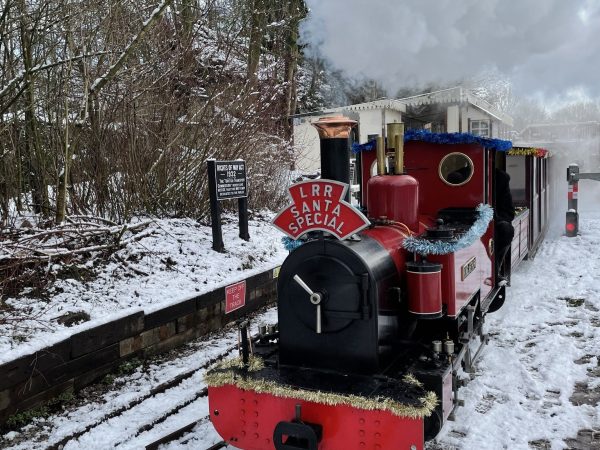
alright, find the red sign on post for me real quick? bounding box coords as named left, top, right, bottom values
left=272, top=180, right=370, bottom=240
left=225, top=280, right=246, bottom=314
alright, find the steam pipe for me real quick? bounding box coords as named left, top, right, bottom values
left=376, top=136, right=386, bottom=176
left=387, top=122, right=405, bottom=174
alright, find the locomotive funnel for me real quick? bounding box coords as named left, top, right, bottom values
left=312, top=116, right=357, bottom=202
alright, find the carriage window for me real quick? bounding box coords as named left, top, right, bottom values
left=439, top=152, right=474, bottom=186
left=507, top=157, right=527, bottom=205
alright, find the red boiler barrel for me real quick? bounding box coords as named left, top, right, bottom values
left=406, top=260, right=443, bottom=319
left=367, top=175, right=419, bottom=232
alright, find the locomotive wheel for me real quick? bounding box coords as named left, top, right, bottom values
left=424, top=409, right=443, bottom=441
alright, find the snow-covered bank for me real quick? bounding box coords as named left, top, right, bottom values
left=437, top=215, right=600, bottom=449
left=0, top=214, right=286, bottom=365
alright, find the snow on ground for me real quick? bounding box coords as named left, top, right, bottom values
left=153, top=215, right=600, bottom=450
left=0, top=213, right=286, bottom=364
left=147, top=214, right=600, bottom=450
left=435, top=214, right=600, bottom=449
left=2, top=215, right=600, bottom=449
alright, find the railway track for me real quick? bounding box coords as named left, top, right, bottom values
left=124, top=325, right=274, bottom=450
left=143, top=415, right=229, bottom=450
left=45, top=345, right=233, bottom=450
left=0, top=308, right=277, bottom=450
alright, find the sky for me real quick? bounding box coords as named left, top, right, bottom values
left=301, top=0, right=600, bottom=102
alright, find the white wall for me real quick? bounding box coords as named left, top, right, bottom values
left=356, top=109, right=403, bottom=142
left=460, top=104, right=502, bottom=137
left=294, top=104, right=506, bottom=173
left=446, top=105, right=460, bottom=132
left=506, top=156, right=526, bottom=190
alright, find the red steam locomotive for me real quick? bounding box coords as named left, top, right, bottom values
left=206, top=116, right=529, bottom=450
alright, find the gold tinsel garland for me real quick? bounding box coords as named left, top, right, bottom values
left=205, top=356, right=438, bottom=419
left=508, top=147, right=549, bottom=158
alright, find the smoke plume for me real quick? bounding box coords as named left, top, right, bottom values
left=301, top=0, right=600, bottom=97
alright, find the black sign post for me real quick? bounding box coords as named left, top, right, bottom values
left=207, top=160, right=224, bottom=252
left=238, top=197, right=250, bottom=241
left=207, top=159, right=249, bottom=251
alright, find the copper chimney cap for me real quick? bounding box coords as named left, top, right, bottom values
left=312, top=115, right=357, bottom=139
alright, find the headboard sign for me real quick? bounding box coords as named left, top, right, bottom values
left=273, top=180, right=369, bottom=240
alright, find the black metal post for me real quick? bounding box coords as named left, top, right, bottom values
left=207, top=160, right=224, bottom=252
left=240, top=320, right=250, bottom=368
left=238, top=197, right=250, bottom=241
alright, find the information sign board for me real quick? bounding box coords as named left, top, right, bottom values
left=215, top=161, right=247, bottom=200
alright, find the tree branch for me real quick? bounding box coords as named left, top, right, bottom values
left=89, top=0, right=173, bottom=95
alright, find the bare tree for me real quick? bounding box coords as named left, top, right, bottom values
left=0, top=0, right=300, bottom=225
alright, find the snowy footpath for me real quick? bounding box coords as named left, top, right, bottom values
left=1, top=217, right=600, bottom=449
left=435, top=216, right=600, bottom=449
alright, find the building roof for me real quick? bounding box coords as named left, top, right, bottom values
left=520, top=121, right=600, bottom=131
left=292, top=87, right=513, bottom=127
left=291, top=98, right=406, bottom=118
left=519, top=121, right=600, bottom=144
left=398, top=87, right=514, bottom=126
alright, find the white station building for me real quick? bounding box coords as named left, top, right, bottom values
left=292, top=86, right=514, bottom=173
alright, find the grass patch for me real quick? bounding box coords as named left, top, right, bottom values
left=3, top=390, right=74, bottom=431
left=101, top=358, right=143, bottom=386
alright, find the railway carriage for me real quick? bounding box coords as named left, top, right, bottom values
left=206, top=117, right=550, bottom=450
left=505, top=146, right=551, bottom=267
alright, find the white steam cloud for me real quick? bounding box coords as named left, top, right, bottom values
left=302, top=0, right=600, bottom=96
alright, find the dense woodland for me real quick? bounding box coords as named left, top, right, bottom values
left=0, top=0, right=313, bottom=224
left=1, top=0, right=600, bottom=225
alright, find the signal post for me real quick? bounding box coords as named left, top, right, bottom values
left=566, top=163, right=600, bottom=237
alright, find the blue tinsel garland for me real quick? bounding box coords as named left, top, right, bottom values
left=351, top=140, right=376, bottom=153
left=282, top=236, right=304, bottom=252
left=402, top=204, right=494, bottom=256
left=351, top=130, right=512, bottom=154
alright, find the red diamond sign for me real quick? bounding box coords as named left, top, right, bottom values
left=272, top=180, right=370, bottom=240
